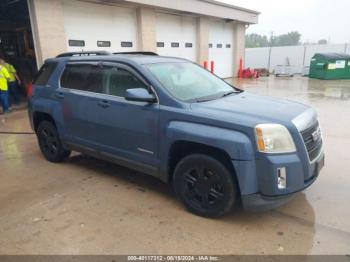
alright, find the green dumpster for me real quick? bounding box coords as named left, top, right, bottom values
left=309, top=53, right=350, bottom=80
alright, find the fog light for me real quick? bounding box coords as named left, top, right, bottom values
left=277, top=167, right=287, bottom=189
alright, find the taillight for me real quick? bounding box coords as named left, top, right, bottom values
left=27, top=82, right=33, bottom=98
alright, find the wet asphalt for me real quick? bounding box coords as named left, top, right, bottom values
left=0, top=75, right=349, bottom=254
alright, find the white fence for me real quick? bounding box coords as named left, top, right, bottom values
left=245, top=44, right=350, bottom=73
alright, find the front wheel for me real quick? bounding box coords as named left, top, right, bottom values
left=37, top=121, right=71, bottom=163
left=173, top=154, right=237, bottom=217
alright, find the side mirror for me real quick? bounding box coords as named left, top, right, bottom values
left=125, top=88, right=157, bottom=103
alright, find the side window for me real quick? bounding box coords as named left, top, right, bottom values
left=33, top=62, right=57, bottom=86
left=60, top=64, right=105, bottom=94
left=106, top=67, right=148, bottom=97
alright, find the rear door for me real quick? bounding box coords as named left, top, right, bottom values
left=59, top=62, right=106, bottom=146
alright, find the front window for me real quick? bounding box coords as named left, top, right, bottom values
left=146, top=62, right=240, bottom=102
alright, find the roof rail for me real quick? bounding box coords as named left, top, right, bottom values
left=113, top=52, right=158, bottom=56
left=56, top=51, right=111, bottom=58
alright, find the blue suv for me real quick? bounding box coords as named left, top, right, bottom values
left=28, top=51, right=324, bottom=217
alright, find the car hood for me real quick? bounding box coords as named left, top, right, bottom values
left=190, top=92, right=311, bottom=127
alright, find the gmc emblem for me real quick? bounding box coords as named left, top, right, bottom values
left=312, top=127, right=321, bottom=142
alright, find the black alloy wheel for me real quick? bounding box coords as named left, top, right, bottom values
left=37, top=121, right=71, bottom=163
left=174, top=154, right=237, bottom=217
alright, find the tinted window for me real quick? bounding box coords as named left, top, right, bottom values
left=217, top=44, right=223, bottom=48
left=185, top=43, right=193, bottom=48
left=157, top=42, right=165, bottom=48
left=33, top=62, right=57, bottom=86
left=106, top=67, right=147, bottom=97
left=60, top=64, right=105, bottom=93
left=171, top=42, right=180, bottom=48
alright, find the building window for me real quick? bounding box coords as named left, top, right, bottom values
left=226, top=44, right=231, bottom=48
left=68, top=40, right=85, bottom=47
left=217, top=44, right=223, bottom=48
left=171, top=42, right=180, bottom=48
left=209, top=43, right=213, bottom=48
left=185, top=43, right=193, bottom=48
left=121, top=41, right=133, bottom=48
left=157, top=42, right=165, bottom=48
left=97, top=41, right=111, bottom=47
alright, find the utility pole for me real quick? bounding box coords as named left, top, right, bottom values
left=267, top=31, right=274, bottom=72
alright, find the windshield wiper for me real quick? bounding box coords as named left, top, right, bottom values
left=196, top=97, right=216, bottom=103
left=221, top=90, right=240, bottom=98
left=196, top=90, right=241, bottom=103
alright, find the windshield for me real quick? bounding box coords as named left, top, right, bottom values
left=145, top=62, right=240, bottom=102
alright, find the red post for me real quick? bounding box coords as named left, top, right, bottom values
left=203, top=61, right=208, bottom=70
left=210, top=61, right=215, bottom=73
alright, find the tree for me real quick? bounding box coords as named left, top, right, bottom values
left=245, top=33, right=269, bottom=48
left=318, top=39, right=328, bottom=45
left=246, top=31, right=302, bottom=48
left=273, top=31, right=301, bottom=46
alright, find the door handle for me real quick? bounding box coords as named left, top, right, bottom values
left=98, top=100, right=110, bottom=108
left=55, top=92, right=64, bottom=99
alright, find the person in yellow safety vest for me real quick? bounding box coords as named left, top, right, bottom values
left=3, top=59, right=21, bottom=105
left=0, top=58, right=11, bottom=113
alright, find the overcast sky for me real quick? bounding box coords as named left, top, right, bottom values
left=218, top=0, right=350, bottom=44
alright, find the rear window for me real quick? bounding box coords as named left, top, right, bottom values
left=60, top=64, right=104, bottom=94
left=33, top=62, right=57, bottom=86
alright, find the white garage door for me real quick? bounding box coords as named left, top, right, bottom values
left=155, top=13, right=197, bottom=62
left=209, top=20, right=234, bottom=78
left=63, top=0, right=138, bottom=53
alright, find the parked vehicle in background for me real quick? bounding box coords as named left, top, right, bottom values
left=274, top=65, right=296, bottom=77
left=28, top=51, right=325, bottom=217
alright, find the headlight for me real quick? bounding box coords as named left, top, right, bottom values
left=255, top=124, right=296, bottom=153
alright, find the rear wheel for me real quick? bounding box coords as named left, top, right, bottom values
left=173, top=154, right=237, bottom=217
left=37, top=121, right=71, bottom=163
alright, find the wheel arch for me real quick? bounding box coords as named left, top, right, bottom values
left=33, top=111, right=57, bottom=132
left=163, top=121, right=256, bottom=196
left=167, top=140, right=238, bottom=188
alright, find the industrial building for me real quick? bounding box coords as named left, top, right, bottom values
left=0, top=0, right=259, bottom=84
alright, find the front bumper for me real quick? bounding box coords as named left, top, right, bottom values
left=241, top=191, right=297, bottom=211
left=234, top=150, right=324, bottom=211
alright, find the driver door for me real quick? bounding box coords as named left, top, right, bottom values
left=88, top=63, right=160, bottom=169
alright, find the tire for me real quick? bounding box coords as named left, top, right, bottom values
left=37, top=120, right=71, bottom=163
left=173, top=154, right=237, bottom=218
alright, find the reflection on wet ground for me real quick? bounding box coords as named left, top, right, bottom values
left=0, top=76, right=350, bottom=254
left=230, top=75, right=350, bottom=101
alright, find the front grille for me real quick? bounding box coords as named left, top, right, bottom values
left=300, top=121, right=323, bottom=161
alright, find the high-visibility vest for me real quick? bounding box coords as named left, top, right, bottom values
left=4, top=63, right=16, bottom=82
left=0, top=65, right=10, bottom=91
